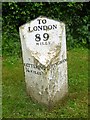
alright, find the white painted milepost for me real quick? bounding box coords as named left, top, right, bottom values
left=19, top=16, right=68, bottom=107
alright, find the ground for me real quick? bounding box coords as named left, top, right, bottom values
left=2, top=47, right=88, bottom=118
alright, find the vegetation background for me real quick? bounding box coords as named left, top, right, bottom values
left=2, top=2, right=89, bottom=118
left=2, top=2, right=89, bottom=57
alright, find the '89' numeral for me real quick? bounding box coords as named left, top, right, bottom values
left=35, top=33, right=49, bottom=42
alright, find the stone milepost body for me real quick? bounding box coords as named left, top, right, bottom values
left=19, top=16, right=68, bottom=107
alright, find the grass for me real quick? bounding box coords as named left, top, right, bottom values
left=2, top=47, right=88, bottom=118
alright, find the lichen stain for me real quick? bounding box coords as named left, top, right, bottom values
left=20, top=26, right=24, bottom=29
left=49, top=45, right=61, bottom=65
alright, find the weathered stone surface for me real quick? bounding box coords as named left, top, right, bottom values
left=19, top=16, right=68, bottom=106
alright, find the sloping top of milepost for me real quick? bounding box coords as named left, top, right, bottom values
left=19, top=16, right=65, bottom=67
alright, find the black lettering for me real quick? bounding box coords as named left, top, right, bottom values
left=43, top=25, right=47, bottom=30
left=26, top=67, right=30, bottom=72
left=43, top=33, right=49, bottom=41
left=48, top=25, right=52, bottom=30
left=33, top=26, right=38, bottom=31
left=35, top=34, right=41, bottom=42
left=53, top=25, right=57, bottom=29
left=37, top=19, right=47, bottom=24
left=26, top=63, right=30, bottom=67
left=28, top=27, right=31, bottom=32
left=37, top=19, right=41, bottom=24
left=36, top=43, right=39, bottom=45
left=42, top=19, right=47, bottom=24
left=38, top=26, right=42, bottom=31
